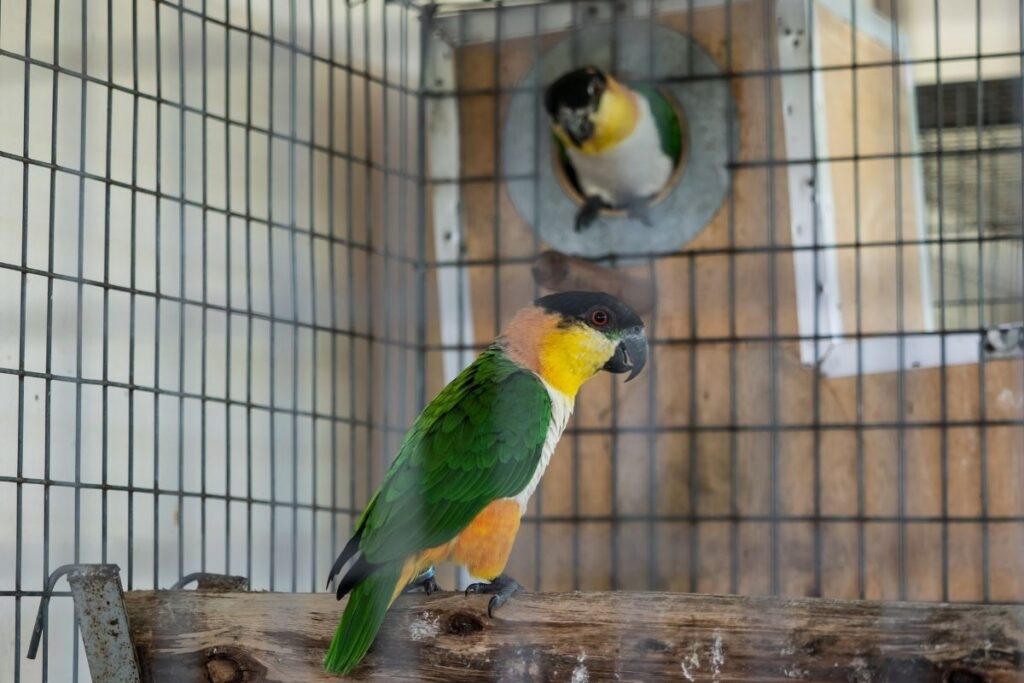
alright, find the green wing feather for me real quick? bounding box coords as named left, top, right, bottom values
left=634, top=84, right=683, bottom=162
left=324, top=347, right=552, bottom=675
left=358, top=347, right=553, bottom=563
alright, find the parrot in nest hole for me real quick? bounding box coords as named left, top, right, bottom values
left=324, top=291, right=648, bottom=675
left=545, top=66, right=683, bottom=232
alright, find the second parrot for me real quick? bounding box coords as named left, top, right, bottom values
left=545, top=66, right=682, bottom=232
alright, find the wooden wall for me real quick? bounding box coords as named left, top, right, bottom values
left=435, top=0, right=1024, bottom=602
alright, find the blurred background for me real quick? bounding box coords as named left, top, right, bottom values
left=0, top=0, right=1021, bottom=680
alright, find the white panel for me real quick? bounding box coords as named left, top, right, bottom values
left=426, top=32, right=476, bottom=380
left=777, top=0, right=844, bottom=366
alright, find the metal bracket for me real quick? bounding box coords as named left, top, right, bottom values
left=27, top=565, right=252, bottom=681
left=170, top=572, right=250, bottom=592
left=983, top=324, right=1024, bottom=358
left=27, top=564, right=142, bottom=683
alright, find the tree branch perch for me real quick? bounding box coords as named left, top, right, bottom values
left=123, top=590, right=1023, bottom=682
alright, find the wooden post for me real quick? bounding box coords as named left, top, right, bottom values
left=531, top=250, right=656, bottom=315
left=124, top=590, right=1023, bottom=681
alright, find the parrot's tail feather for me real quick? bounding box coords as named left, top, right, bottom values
left=324, top=561, right=403, bottom=675
left=328, top=529, right=379, bottom=601
left=327, top=530, right=363, bottom=591
left=333, top=554, right=375, bottom=601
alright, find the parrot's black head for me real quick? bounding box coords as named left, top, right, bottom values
left=533, top=290, right=648, bottom=383
left=544, top=67, right=608, bottom=147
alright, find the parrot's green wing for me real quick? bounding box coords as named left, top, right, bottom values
left=357, top=347, right=552, bottom=564
left=635, top=84, right=683, bottom=163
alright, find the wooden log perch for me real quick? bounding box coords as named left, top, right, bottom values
left=532, top=250, right=656, bottom=315
left=122, top=590, right=1023, bottom=682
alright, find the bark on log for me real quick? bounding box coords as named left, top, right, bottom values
left=123, top=590, right=1023, bottom=682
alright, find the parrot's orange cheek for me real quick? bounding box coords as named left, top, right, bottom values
left=451, top=499, right=522, bottom=581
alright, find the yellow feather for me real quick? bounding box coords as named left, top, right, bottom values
left=560, top=76, right=640, bottom=155
left=537, top=325, right=617, bottom=397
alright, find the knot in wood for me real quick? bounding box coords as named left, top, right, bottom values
left=445, top=610, right=485, bottom=635
left=206, top=657, right=242, bottom=683
left=639, top=638, right=670, bottom=653
left=204, top=646, right=267, bottom=683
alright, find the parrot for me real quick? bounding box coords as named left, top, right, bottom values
left=323, top=291, right=648, bottom=675
left=544, top=66, right=683, bottom=232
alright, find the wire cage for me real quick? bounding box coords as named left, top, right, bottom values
left=0, top=0, right=1021, bottom=680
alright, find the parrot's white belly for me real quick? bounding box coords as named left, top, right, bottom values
left=566, top=96, right=675, bottom=207
left=512, top=379, right=574, bottom=513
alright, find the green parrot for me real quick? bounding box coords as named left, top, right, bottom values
left=545, top=66, right=683, bottom=231
left=324, top=291, right=648, bottom=674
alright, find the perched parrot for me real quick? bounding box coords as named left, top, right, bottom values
left=544, top=66, right=682, bottom=232
left=324, top=291, right=648, bottom=675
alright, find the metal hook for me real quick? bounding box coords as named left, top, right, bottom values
left=27, top=564, right=75, bottom=659
left=26, top=564, right=141, bottom=683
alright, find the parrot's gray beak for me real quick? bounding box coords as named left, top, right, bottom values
left=558, top=107, right=594, bottom=146
left=603, top=327, right=648, bottom=382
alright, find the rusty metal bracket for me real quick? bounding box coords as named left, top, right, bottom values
left=170, top=572, right=250, bottom=592
left=27, top=564, right=142, bottom=683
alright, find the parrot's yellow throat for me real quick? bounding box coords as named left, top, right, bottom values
left=502, top=308, right=619, bottom=398
left=555, top=76, right=640, bottom=155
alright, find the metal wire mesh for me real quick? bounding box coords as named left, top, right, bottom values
left=420, top=0, right=1024, bottom=600
left=0, top=0, right=423, bottom=679
left=0, top=0, right=1022, bottom=681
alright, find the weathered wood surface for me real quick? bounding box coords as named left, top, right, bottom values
left=123, top=589, right=1023, bottom=682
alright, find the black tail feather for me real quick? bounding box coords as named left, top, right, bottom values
left=334, top=554, right=376, bottom=600
left=327, top=530, right=363, bottom=591
left=327, top=529, right=380, bottom=600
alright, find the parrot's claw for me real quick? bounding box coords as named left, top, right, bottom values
left=404, top=567, right=442, bottom=595
left=464, top=574, right=523, bottom=618
left=575, top=196, right=607, bottom=232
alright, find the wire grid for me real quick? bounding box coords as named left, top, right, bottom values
left=0, top=0, right=424, bottom=680
left=0, top=0, right=1022, bottom=680
left=423, top=0, right=1024, bottom=601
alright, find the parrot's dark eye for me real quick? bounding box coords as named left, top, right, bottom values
left=587, top=78, right=604, bottom=101
left=590, top=308, right=610, bottom=327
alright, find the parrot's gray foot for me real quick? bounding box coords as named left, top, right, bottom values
left=623, top=198, right=654, bottom=227
left=404, top=567, right=441, bottom=595
left=575, top=196, right=607, bottom=232
left=464, top=573, right=523, bottom=617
